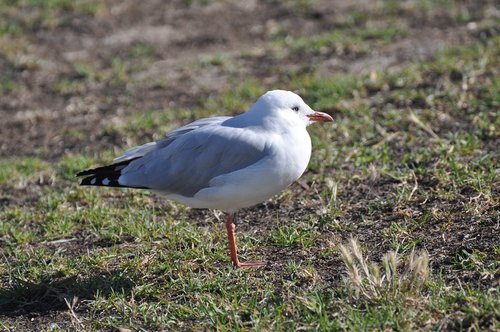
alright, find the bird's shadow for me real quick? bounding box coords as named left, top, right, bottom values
left=0, top=270, right=135, bottom=317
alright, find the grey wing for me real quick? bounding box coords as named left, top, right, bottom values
left=114, top=116, right=231, bottom=162
left=118, top=127, right=268, bottom=197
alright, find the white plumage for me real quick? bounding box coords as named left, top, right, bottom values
left=77, top=90, right=333, bottom=267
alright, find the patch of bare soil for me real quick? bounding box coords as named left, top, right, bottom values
left=0, top=0, right=493, bottom=159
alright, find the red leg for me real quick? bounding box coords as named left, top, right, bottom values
left=225, top=213, right=266, bottom=268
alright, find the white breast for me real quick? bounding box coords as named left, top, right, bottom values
left=166, top=127, right=312, bottom=212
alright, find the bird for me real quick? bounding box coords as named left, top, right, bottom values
left=77, top=90, right=333, bottom=268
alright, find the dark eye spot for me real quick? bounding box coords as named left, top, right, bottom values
left=292, top=106, right=299, bottom=112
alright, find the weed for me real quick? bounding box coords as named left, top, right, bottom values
left=339, top=238, right=429, bottom=303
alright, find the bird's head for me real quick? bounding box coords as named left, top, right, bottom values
left=249, top=90, right=333, bottom=127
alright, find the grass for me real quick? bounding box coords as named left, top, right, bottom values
left=1, top=1, right=499, bottom=330
left=0, top=0, right=102, bottom=35
left=2, top=38, right=498, bottom=329
left=339, top=238, right=429, bottom=302
left=281, top=24, right=407, bottom=57
left=0, top=157, right=49, bottom=185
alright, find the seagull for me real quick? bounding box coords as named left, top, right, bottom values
left=77, top=90, right=333, bottom=268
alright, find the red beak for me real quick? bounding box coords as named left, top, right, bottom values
left=307, top=111, right=334, bottom=122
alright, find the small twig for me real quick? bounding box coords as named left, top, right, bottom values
left=327, top=180, right=338, bottom=207
left=297, top=179, right=310, bottom=190
left=43, top=238, right=77, bottom=245
left=212, top=210, right=224, bottom=222
left=408, top=111, right=440, bottom=140
left=407, top=171, right=419, bottom=201
left=375, top=123, right=388, bottom=136
left=64, top=296, right=85, bottom=329
left=373, top=131, right=400, bottom=149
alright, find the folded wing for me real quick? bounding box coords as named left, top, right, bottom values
left=118, top=125, right=268, bottom=197
left=114, top=116, right=231, bottom=162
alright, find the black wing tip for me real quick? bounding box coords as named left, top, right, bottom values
left=79, top=175, right=119, bottom=187
left=78, top=174, right=149, bottom=189
left=75, top=157, right=142, bottom=178
left=75, top=157, right=149, bottom=189
left=76, top=166, right=107, bottom=178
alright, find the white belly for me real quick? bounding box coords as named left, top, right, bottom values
left=164, top=130, right=312, bottom=212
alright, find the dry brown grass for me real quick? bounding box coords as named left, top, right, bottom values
left=339, top=238, right=430, bottom=303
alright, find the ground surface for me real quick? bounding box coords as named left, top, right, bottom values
left=0, top=0, right=498, bottom=330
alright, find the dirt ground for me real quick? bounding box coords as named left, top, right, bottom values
left=1, top=0, right=493, bottom=160
left=0, top=0, right=498, bottom=329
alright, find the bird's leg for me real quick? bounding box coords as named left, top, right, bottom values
left=225, top=213, right=266, bottom=268
left=226, top=213, right=240, bottom=266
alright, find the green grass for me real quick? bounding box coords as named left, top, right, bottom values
left=0, top=0, right=102, bottom=35
left=0, top=77, right=16, bottom=95
left=1, top=6, right=499, bottom=330
left=282, top=24, right=407, bottom=57
left=0, top=157, right=49, bottom=185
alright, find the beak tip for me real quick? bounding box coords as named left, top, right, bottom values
left=307, top=111, right=334, bottom=122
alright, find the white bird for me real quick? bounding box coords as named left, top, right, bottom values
left=77, top=90, right=333, bottom=268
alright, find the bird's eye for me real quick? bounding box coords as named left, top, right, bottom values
left=291, top=106, right=299, bottom=112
